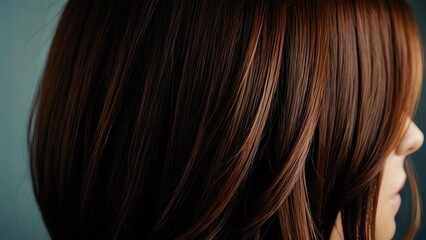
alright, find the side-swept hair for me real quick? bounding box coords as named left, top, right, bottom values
left=27, top=0, right=423, bottom=239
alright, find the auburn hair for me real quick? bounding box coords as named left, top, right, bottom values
left=27, top=0, right=423, bottom=239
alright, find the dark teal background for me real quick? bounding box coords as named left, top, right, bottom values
left=0, top=0, right=424, bottom=239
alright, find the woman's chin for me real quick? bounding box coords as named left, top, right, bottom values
left=376, top=215, right=396, bottom=240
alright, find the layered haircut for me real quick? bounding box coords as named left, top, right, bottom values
left=27, top=0, right=423, bottom=239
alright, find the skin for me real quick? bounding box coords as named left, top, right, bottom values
left=331, top=118, right=424, bottom=240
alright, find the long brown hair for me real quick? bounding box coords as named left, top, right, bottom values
left=27, top=0, right=423, bottom=239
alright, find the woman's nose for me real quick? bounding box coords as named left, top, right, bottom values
left=395, top=120, right=424, bottom=156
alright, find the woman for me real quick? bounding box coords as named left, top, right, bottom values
left=27, top=0, right=424, bottom=239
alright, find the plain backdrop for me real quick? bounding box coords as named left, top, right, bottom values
left=0, top=0, right=425, bottom=239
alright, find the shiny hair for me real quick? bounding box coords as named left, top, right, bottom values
left=27, top=0, right=423, bottom=239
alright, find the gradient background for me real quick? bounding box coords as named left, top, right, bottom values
left=0, top=0, right=425, bottom=239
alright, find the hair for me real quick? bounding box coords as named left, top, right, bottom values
left=27, top=0, right=423, bottom=239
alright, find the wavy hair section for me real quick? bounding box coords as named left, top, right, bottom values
left=27, top=0, right=422, bottom=239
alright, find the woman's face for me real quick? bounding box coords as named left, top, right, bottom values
left=331, top=118, right=424, bottom=240
left=376, top=118, right=424, bottom=239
